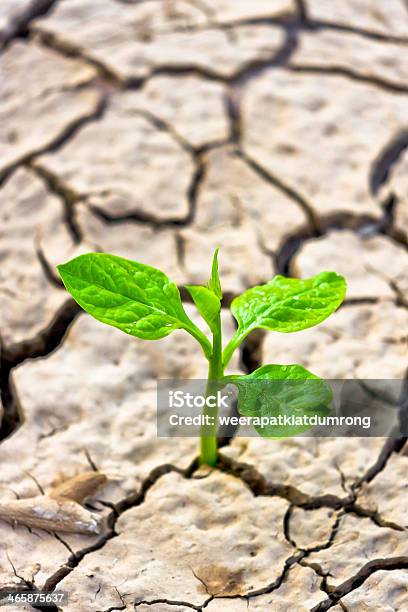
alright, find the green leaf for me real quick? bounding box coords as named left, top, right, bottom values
left=185, top=285, right=221, bottom=332
left=225, top=364, right=332, bottom=438
left=57, top=253, right=212, bottom=356
left=185, top=249, right=222, bottom=333
left=223, top=271, right=346, bottom=366
left=208, top=248, right=222, bottom=299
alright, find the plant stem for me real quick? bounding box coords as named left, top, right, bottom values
left=200, top=314, right=224, bottom=466
left=222, top=329, right=247, bottom=369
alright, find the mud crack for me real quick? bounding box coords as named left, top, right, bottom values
left=0, top=300, right=80, bottom=443
left=40, top=460, right=199, bottom=596
left=29, top=162, right=84, bottom=244
left=134, top=597, right=202, bottom=610
left=217, top=440, right=407, bottom=532
left=287, top=64, right=408, bottom=95
left=311, top=556, right=408, bottom=612
left=0, top=93, right=108, bottom=188
left=2, top=299, right=80, bottom=372
left=32, top=28, right=129, bottom=89
left=0, top=342, right=23, bottom=442
left=0, top=0, right=58, bottom=50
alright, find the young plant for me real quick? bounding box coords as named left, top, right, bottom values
left=57, top=250, right=346, bottom=467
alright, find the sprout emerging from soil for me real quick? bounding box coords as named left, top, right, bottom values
left=58, top=250, right=346, bottom=467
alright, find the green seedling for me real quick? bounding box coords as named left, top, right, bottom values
left=57, top=250, right=346, bottom=467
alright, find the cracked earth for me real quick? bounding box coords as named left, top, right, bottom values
left=1, top=0, right=408, bottom=610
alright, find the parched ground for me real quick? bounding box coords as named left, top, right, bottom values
left=1, top=1, right=408, bottom=610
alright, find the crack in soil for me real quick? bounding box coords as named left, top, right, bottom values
left=0, top=344, right=23, bottom=442
left=0, top=0, right=59, bottom=50
left=126, top=108, right=196, bottom=155
left=30, top=17, right=301, bottom=92
left=134, top=597, right=204, bottom=610
left=295, top=0, right=308, bottom=24
left=370, top=128, right=408, bottom=196
left=306, top=19, right=408, bottom=46
left=284, top=505, right=343, bottom=553
left=43, top=103, right=226, bottom=230
left=39, top=460, right=199, bottom=595
left=217, top=442, right=407, bottom=532
left=235, top=147, right=408, bottom=278
left=29, top=162, right=84, bottom=244
left=2, top=299, right=81, bottom=372
left=144, top=5, right=408, bottom=47
left=224, top=86, right=242, bottom=145
left=311, top=556, right=408, bottom=612
left=32, top=28, right=131, bottom=89
left=355, top=435, right=408, bottom=489
left=234, top=22, right=299, bottom=88
left=28, top=107, right=218, bottom=233
left=199, top=540, right=336, bottom=607
left=97, top=595, right=126, bottom=612
left=0, top=300, right=80, bottom=443
left=84, top=150, right=206, bottom=228
left=228, top=551, right=305, bottom=601
left=288, top=64, right=408, bottom=94
left=35, top=242, right=65, bottom=289
left=300, top=557, right=332, bottom=596
left=0, top=93, right=108, bottom=188
left=237, top=148, right=318, bottom=230
left=379, top=191, right=408, bottom=254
